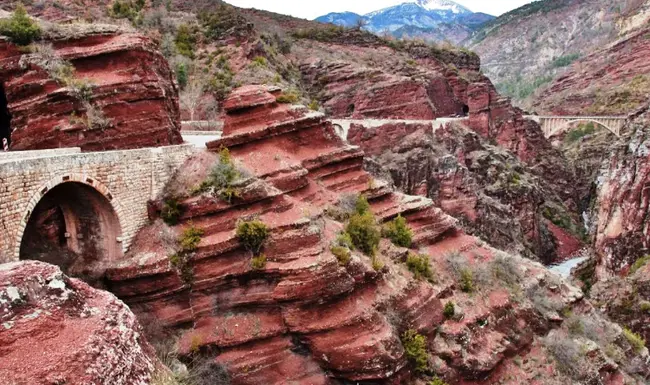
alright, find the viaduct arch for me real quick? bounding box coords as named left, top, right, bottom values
left=525, top=115, right=627, bottom=138
left=0, top=145, right=195, bottom=265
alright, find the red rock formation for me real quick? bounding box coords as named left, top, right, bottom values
left=346, top=119, right=584, bottom=263
left=0, top=25, right=182, bottom=151
left=0, top=260, right=158, bottom=385
left=592, top=106, right=650, bottom=273
left=103, top=86, right=647, bottom=385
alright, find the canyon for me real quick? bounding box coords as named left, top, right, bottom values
left=1, top=1, right=650, bottom=385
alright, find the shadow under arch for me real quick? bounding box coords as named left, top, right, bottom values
left=555, top=118, right=621, bottom=138
left=19, top=181, right=124, bottom=283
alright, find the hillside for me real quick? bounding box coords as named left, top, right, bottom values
left=467, top=0, right=650, bottom=110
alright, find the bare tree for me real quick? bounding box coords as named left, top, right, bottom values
left=355, top=18, right=367, bottom=30
left=180, top=76, right=205, bottom=121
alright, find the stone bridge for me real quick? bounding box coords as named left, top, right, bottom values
left=0, top=145, right=194, bottom=266
left=524, top=115, right=627, bottom=138
left=330, top=118, right=468, bottom=141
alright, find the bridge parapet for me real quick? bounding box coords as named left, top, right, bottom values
left=0, top=144, right=195, bottom=263
left=330, top=118, right=468, bottom=141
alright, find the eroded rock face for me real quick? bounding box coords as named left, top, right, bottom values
left=347, top=120, right=584, bottom=263
left=103, top=86, right=649, bottom=385
left=0, top=25, right=182, bottom=151
left=0, top=260, right=157, bottom=385
left=592, top=107, right=650, bottom=273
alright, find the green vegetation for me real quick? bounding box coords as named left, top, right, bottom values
left=429, top=378, right=450, bottom=385
left=552, top=53, right=580, bottom=68
left=175, top=62, right=188, bottom=90
left=542, top=206, right=574, bottom=231
left=251, top=254, right=267, bottom=270
left=496, top=75, right=553, bottom=100
left=199, top=5, right=249, bottom=42
left=443, top=301, right=455, bottom=319
left=0, top=4, right=42, bottom=46
left=345, top=203, right=380, bottom=256
left=630, top=255, right=650, bottom=275
left=109, top=0, right=145, bottom=21
left=331, top=246, right=351, bottom=266
left=236, top=219, right=269, bottom=255
left=276, top=91, right=299, bottom=104
left=459, top=268, right=475, bottom=293
left=250, top=56, right=267, bottom=68
left=175, top=23, right=198, bottom=58
left=161, top=197, right=183, bottom=225
left=401, top=329, right=429, bottom=373
left=179, top=226, right=204, bottom=252
left=564, top=122, right=596, bottom=144
left=336, top=232, right=354, bottom=249
left=195, top=148, right=242, bottom=203
left=622, top=327, right=646, bottom=352
left=382, top=214, right=413, bottom=248
left=406, top=253, right=435, bottom=283
left=308, top=99, right=320, bottom=111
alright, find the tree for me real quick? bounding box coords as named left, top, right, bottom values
left=180, top=77, right=205, bottom=121
left=0, top=4, right=42, bottom=46
left=354, top=18, right=367, bottom=30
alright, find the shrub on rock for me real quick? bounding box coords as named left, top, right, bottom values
left=236, top=219, right=269, bottom=255
left=383, top=214, right=413, bottom=247
left=401, top=329, right=429, bottom=373
left=406, top=253, right=435, bottom=282
left=346, top=210, right=380, bottom=256
left=0, top=4, right=41, bottom=46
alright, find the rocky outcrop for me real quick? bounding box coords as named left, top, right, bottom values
left=104, top=86, right=648, bottom=385
left=347, top=119, right=584, bottom=263
left=592, top=106, right=650, bottom=273
left=0, top=23, right=182, bottom=151
left=0, top=260, right=158, bottom=385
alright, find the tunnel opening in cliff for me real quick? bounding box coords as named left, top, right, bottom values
left=19, top=182, right=123, bottom=284
left=0, top=83, right=11, bottom=147
left=462, top=104, right=469, bottom=116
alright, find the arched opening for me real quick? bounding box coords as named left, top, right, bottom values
left=462, top=104, right=469, bottom=116
left=19, top=182, right=123, bottom=284
left=0, top=82, right=11, bottom=147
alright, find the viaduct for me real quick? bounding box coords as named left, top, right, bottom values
left=0, top=145, right=194, bottom=265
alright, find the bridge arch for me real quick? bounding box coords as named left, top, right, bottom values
left=16, top=174, right=126, bottom=281
left=557, top=118, right=621, bottom=138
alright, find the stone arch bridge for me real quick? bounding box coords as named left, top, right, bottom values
left=524, top=115, right=627, bottom=138
left=0, top=145, right=194, bottom=265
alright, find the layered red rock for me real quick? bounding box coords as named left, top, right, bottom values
left=0, top=24, right=182, bottom=151
left=592, top=106, right=650, bottom=273
left=101, top=86, right=646, bottom=385
left=0, top=260, right=158, bottom=385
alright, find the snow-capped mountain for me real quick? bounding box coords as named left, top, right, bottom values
left=315, top=0, right=493, bottom=44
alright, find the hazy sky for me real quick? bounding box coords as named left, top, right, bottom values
left=225, top=0, right=534, bottom=19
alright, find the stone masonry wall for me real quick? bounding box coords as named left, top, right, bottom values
left=0, top=144, right=194, bottom=263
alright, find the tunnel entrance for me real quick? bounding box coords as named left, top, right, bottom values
left=19, top=182, right=123, bottom=284
left=462, top=104, right=469, bottom=116
left=0, top=83, right=11, bottom=148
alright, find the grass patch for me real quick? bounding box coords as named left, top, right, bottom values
left=630, top=255, right=650, bottom=275
left=251, top=254, right=267, bottom=270
left=623, top=327, right=646, bottom=352
left=179, top=226, right=204, bottom=252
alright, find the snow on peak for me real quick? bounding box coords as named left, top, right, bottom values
left=410, top=0, right=471, bottom=14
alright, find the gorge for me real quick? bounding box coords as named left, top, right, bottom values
left=1, top=1, right=650, bottom=385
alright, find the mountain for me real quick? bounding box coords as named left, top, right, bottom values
left=467, top=0, right=650, bottom=110
left=315, top=0, right=494, bottom=44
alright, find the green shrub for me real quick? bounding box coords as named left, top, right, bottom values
left=371, top=255, right=384, bottom=271
left=401, top=329, right=429, bottom=373
left=429, top=378, right=450, bottom=385
left=406, top=253, right=435, bottom=282
left=250, top=56, right=267, bottom=67
left=198, top=148, right=242, bottom=203
left=551, top=53, right=580, bottom=68
left=355, top=195, right=370, bottom=215
left=236, top=219, right=269, bottom=255
left=623, top=327, right=646, bottom=352
left=640, top=301, right=650, bottom=312
left=443, top=301, right=455, bottom=319
left=110, top=0, right=138, bottom=20
left=383, top=214, right=413, bottom=247
left=276, top=91, right=299, bottom=104
left=459, top=268, right=474, bottom=293
left=630, top=255, right=650, bottom=275
left=345, top=210, right=380, bottom=256
left=175, top=63, right=188, bottom=90
left=179, top=226, right=204, bottom=252
left=564, top=122, right=596, bottom=144
left=251, top=254, right=267, bottom=270
left=308, top=100, right=319, bottom=111
left=336, top=232, right=354, bottom=249
left=175, top=23, right=198, bottom=58
left=331, top=246, right=351, bottom=266
left=161, top=198, right=183, bottom=225
left=0, top=4, right=42, bottom=46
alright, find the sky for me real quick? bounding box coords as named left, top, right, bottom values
left=224, top=0, right=534, bottom=20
